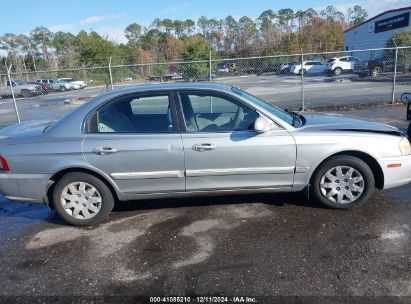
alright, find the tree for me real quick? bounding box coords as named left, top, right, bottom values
left=125, top=23, right=142, bottom=42
left=387, top=29, right=411, bottom=66
left=0, top=33, right=26, bottom=72
left=74, top=31, right=119, bottom=66
left=184, top=19, right=196, bottom=36
left=180, top=35, right=210, bottom=79
left=223, top=16, right=239, bottom=53
left=321, top=6, right=345, bottom=23
left=51, top=31, right=77, bottom=68
left=278, top=9, right=295, bottom=33
left=30, top=26, right=53, bottom=68
left=347, top=5, right=368, bottom=25
left=237, top=16, right=258, bottom=54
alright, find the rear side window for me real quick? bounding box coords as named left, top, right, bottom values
left=93, top=93, right=174, bottom=133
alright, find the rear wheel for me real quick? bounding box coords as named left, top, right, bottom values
left=299, top=69, right=306, bottom=75
left=370, top=67, right=382, bottom=78
left=60, top=86, right=67, bottom=92
left=311, top=155, right=375, bottom=209
left=53, top=172, right=114, bottom=226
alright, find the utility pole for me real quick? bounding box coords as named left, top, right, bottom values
left=5, top=63, right=21, bottom=123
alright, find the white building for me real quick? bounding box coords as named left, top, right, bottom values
left=344, top=7, right=411, bottom=59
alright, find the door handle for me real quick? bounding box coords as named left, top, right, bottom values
left=192, top=143, right=216, bottom=152
left=93, top=147, right=118, bottom=155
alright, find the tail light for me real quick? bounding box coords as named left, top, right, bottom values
left=0, top=156, right=10, bottom=171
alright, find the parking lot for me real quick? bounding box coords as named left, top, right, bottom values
left=1, top=72, right=410, bottom=129
left=0, top=183, right=410, bottom=299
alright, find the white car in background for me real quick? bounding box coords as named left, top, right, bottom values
left=58, top=78, right=86, bottom=89
left=291, top=61, right=325, bottom=75
left=325, top=56, right=361, bottom=76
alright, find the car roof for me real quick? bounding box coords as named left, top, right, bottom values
left=109, top=82, right=234, bottom=93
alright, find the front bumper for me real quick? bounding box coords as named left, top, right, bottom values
left=378, top=155, right=411, bottom=189
left=0, top=173, right=50, bottom=203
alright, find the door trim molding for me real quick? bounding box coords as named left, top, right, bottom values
left=111, top=170, right=184, bottom=180
left=186, top=166, right=295, bottom=177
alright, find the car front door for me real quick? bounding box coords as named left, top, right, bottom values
left=176, top=90, right=296, bottom=192
left=82, top=91, right=185, bottom=195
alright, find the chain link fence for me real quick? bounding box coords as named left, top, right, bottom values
left=1, top=46, right=410, bottom=129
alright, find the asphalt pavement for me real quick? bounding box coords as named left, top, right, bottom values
left=0, top=185, right=410, bottom=300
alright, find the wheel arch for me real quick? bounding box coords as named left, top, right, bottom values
left=309, top=150, right=384, bottom=190
left=46, top=167, right=120, bottom=209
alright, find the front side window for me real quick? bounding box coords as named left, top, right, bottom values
left=178, top=92, right=258, bottom=133
left=96, top=93, right=173, bottom=133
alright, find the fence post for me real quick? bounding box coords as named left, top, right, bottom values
left=209, top=51, right=212, bottom=82
left=5, top=63, right=21, bottom=124
left=108, top=56, right=114, bottom=90
left=301, top=49, right=305, bottom=112
left=391, top=40, right=398, bottom=104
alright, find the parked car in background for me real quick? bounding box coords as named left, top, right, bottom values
left=278, top=62, right=299, bottom=74
left=35, top=79, right=76, bottom=92
left=58, top=78, right=87, bottom=89
left=29, top=81, right=53, bottom=93
left=216, top=62, right=238, bottom=74
left=325, top=56, right=361, bottom=76
left=0, top=82, right=410, bottom=226
left=291, top=61, right=325, bottom=75
left=0, top=80, right=43, bottom=98
left=353, top=58, right=407, bottom=78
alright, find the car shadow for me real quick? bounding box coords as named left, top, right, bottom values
left=112, top=191, right=321, bottom=213
left=0, top=192, right=322, bottom=227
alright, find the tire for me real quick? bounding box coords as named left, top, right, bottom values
left=53, top=172, right=115, bottom=226
left=299, top=69, right=306, bottom=75
left=370, top=67, right=382, bottom=78
left=21, top=90, right=31, bottom=98
left=311, top=155, right=375, bottom=209
left=333, top=67, right=342, bottom=76
left=60, top=86, right=67, bottom=92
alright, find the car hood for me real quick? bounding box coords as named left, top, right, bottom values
left=0, top=120, right=54, bottom=140
left=299, top=112, right=403, bottom=136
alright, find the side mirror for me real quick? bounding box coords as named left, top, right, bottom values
left=254, top=116, right=275, bottom=133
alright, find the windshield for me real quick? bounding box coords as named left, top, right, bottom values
left=14, top=80, right=27, bottom=85
left=327, top=58, right=336, bottom=63
left=232, top=87, right=295, bottom=126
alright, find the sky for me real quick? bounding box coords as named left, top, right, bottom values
left=0, top=0, right=410, bottom=43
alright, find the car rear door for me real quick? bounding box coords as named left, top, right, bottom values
left=175, top=90, right=296, bottom=192
left=82, top=91, right=185, bottom=195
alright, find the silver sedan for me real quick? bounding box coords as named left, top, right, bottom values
left=0, top=83, right=410, bottom=226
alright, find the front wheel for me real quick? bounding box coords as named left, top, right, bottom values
left=333, top=67, right=342, bottom=76
left=53, top=172, right=114, bottom=226
left=60, top=86, right=67, bottom=92
left=311, top=156, right=375, bottom=209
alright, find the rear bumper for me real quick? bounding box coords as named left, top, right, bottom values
left=378, top=155, right=411, bottom=189
left=0, top=173, right=50, bottom=203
